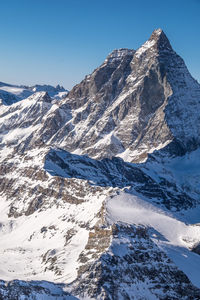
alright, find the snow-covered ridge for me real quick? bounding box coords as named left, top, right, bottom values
left=135, top=39, right=156, bottom=58
left=105, top=48, right=135, bottom=63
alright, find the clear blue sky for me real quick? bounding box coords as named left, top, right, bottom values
left=0, top=0, right=199, bottom=89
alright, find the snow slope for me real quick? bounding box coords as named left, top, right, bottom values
left=0, top=182, right=108, bottom=283
left=107, top=191, right=200, bottom=288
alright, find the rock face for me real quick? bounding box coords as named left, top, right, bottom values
left=1, top=29, right=200, bottom=299
left=71, top=224, right=200, bottom=300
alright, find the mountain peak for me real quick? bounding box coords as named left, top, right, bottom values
left=149, top=28, right=172, bottom=50
left=31, top=91, right=52, bottom=103
left=151, top=28, right=164, bottom=37
left=135, top=29, right=172, bottom=59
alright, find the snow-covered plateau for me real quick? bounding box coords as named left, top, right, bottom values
left=1, top=29, right=200, bottom=299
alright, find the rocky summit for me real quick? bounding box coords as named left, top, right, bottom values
left=1, top=29, right=200, bottom=299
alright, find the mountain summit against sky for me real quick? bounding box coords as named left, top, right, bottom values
left=1, top=29, right=200, bottom=299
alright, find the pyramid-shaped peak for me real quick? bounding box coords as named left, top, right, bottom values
left=149, top=28, right=172, bottom=50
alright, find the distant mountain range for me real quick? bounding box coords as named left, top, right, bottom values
left=0, top=81, right=68, bottom=105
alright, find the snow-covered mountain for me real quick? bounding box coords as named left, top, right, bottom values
left=0, top=82, right=68, bottom=105
left=58, top=29, right=200, bottom=162
left=1, top=29, right=200, bottom=299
